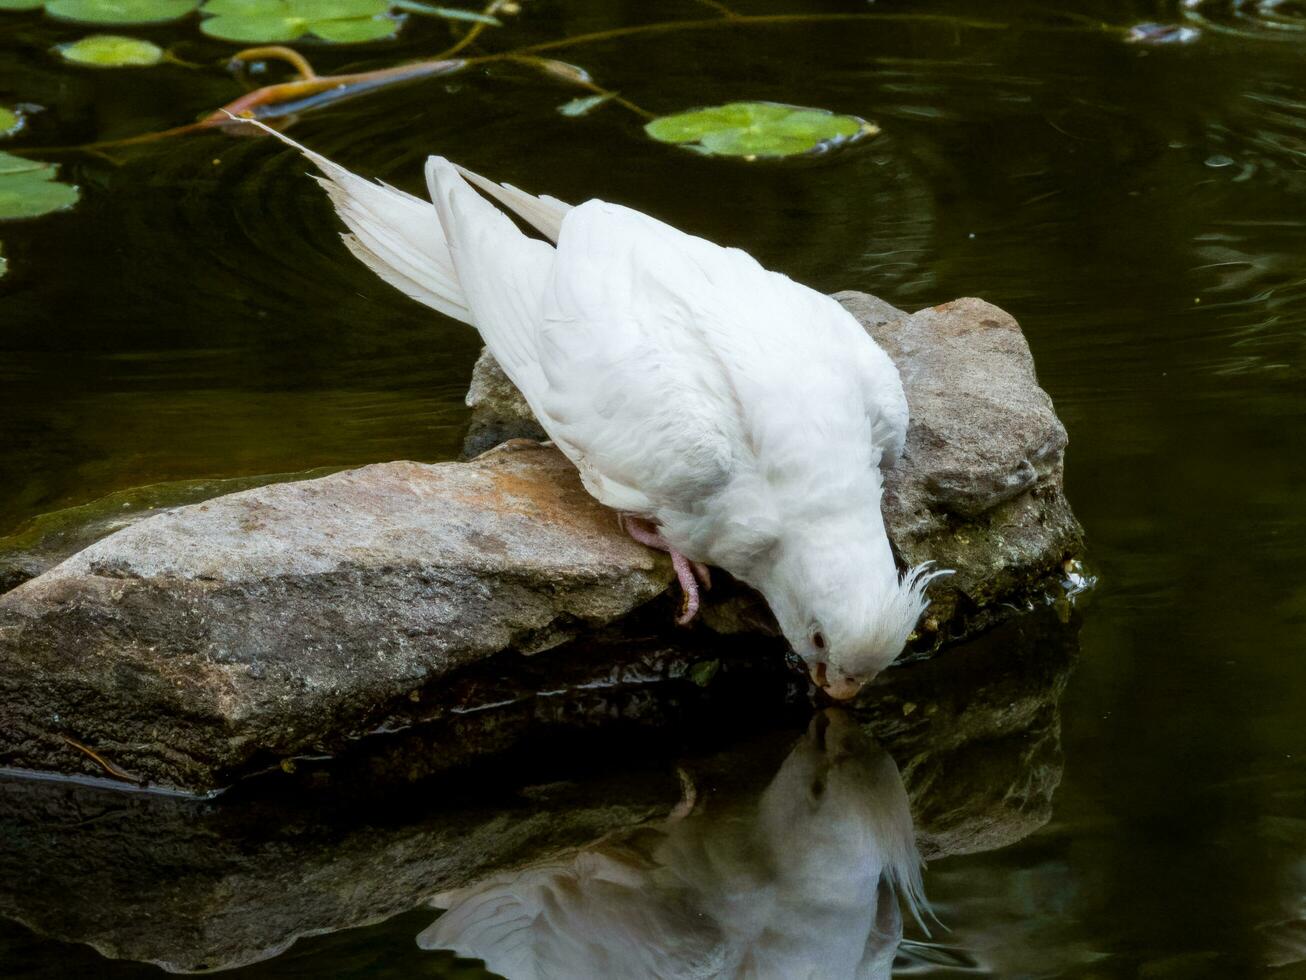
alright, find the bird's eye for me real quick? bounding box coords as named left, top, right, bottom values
left=811, top=630, right=826, bottom=651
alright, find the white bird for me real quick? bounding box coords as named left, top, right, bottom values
left=246, top=118, right=944, bottom=699
left=418, top=710, right=927, bottom=979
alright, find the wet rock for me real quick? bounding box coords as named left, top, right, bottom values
left=466, top=291, right=1085, bottom=652
left=0, top=611, right=1076, bottom=973
left=0, top=290, right=1082, bottom=793
left=462, top=350, right=548, bottom=458
left=0, top=444, right=671, bottom=792
left=0, top=468, right=335, bottom=594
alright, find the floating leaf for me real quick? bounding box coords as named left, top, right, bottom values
left=0, top=107, right=20, bottom=137
left=645, top=101, right=876, bottom=159
left=199, top=0, right=394, bottom=42
left=58, top=34, right=165, bottom=65
left=0, top=151, right=80, bottom=220
left=308, top=12, right=395, bottom=39
left=45, top=0, right=198, bottom=23
left=0, top=152, right=53, bottom=177
left=388, top=0, right=497, bottom=24
left=557, top=93, right=612, bottom=117
left=533, top=58, right=591, bottom=85
left=200, top=10, right=301, bottom=38
left=0, top=0, right=44, bottom=9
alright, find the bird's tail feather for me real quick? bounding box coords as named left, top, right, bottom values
left=452, top=164, right=570, bottom=244
left=232, top=115, right=473, bottom=324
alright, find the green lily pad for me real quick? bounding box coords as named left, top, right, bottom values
left=45, top=0, right=198, bottom=24
left=308, top=12, right=395, bottom=40
left=0, top=150, right=79, bottom=220
left=58, top=34, right=165, bottom=65
left=0, top=0, right=44, bottom=10
left=0, top=107, right=21, bottom=137
left=199, top=0, right=394, bottom=41
left=558, top=93, right=612, bottom=118
left=645, top=101, right=876, bottom=159
left=0, top=152, right=53, bottom=177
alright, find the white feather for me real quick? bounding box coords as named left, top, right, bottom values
left=452, top=164, right=571, bottom=243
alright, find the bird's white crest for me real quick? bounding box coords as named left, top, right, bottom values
left=237, top=115, right=948, bottom=690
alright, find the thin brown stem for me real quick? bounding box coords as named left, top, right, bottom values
left=504, top=11, right=1007, bottom=59
left=61, top=735, right=144, bottom=786
left=503, top=54, right=652, bottom=118
left=231, top=45, right=320, bottom=80
left=431, top=0, right=507, bottom=59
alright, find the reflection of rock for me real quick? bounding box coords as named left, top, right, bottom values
left=420, top=710, right=922, bottom=980
left=859, top=609, right=1076, bottom=859
left=0, top=762, right=677, bottom=974
left=0, top=290, right=1081, bottom=793
left=0, top=611, right=1076, bottom=974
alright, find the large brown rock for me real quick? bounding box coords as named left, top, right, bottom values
left=0, top=444, right=671, bottom=792
left=0, top=291, right=1084, bottom=793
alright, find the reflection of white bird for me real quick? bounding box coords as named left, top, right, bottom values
left=417, top=710, right=926, bottom=979
left=249, top=119, right=945, bottom=698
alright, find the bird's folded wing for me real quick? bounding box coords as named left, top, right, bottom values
left=537, top=200, right=904, bottom=521
left=535, top=201, right=749, bottom=518
left=419, top=853, right=684, bottom=980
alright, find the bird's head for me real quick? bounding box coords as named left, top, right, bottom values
left=756, top=524, right=947, bottom=701
left=754, top=709, right=926, bottom=922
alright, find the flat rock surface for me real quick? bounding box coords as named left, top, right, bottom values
left=0, top=444, right=670, bottom=792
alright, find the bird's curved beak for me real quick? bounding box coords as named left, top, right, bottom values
left=808, top=663, right=864, bottom=702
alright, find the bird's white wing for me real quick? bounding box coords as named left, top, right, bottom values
left=535, top=201, right=904, bottom=530
left=420, top=848, right=717, bottom=979
left=530, top=201, right=747, bottom=518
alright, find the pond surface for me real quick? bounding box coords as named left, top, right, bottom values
left=1, top=0, right=1305, bottom=976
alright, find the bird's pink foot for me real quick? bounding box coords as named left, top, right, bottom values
left=621, top=515, right=708, bottom=625
left=668, top=551, right=701, bottom=625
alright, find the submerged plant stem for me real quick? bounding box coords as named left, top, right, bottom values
left=231, top=45, right=320, bottom=80
left=505, top=54, right=652, bottom=119
left=61, top=735, right=144, bottom=786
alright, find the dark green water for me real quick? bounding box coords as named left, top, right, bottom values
left=2, top=0, right=1305, bottom=976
